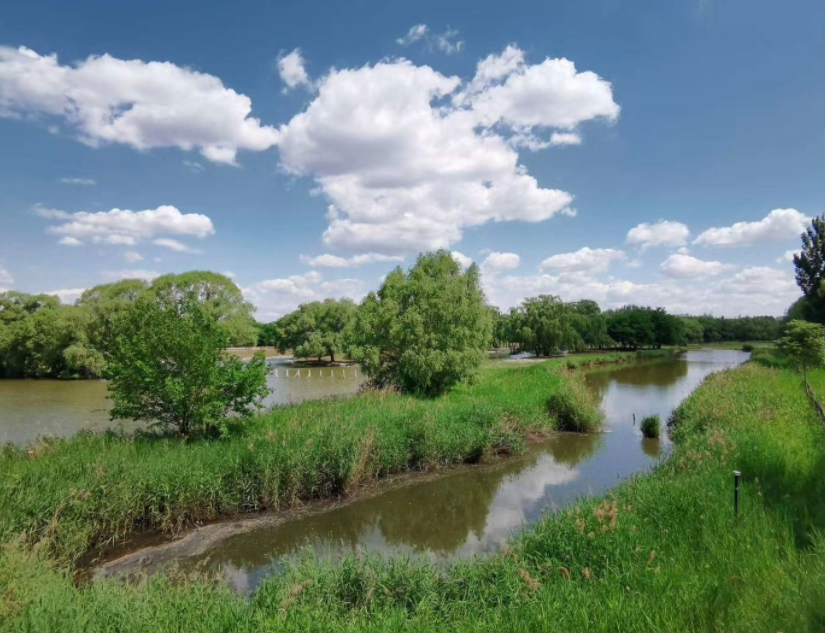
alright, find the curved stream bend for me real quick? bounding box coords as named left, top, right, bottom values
left=93, top=349, right=749, bottom=595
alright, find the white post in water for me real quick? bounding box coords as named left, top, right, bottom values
left=275, top=368, right=279, bottom=378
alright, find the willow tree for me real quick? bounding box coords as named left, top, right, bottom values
left=349, top=250, right=492, bottom=395
left=150, top=271, right=258, bottom=346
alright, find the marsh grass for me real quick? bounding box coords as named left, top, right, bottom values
left=2, top=364, right=825, bottom=632
left=640, top=415, right=661, bottom=438
left=0, top=353, right=632, bottom=566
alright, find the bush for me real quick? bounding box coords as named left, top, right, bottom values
left=640, top=414, right=661, bottom=438
left=108, top=297, right=271, bottom=437
left=741, top=343, right=754, bottom=352
left=547, top=374, right=603, bottom=432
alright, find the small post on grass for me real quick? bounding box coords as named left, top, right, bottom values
left=733, top=470, right=741, bottom=516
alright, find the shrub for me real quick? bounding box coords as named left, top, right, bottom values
left=640, top=414, right=661, bottom=438
left=547, top=374, right=603, bottom=432
left=741, top=343, right=754, bottom=352
left=108, top=297, right=271, bottom=437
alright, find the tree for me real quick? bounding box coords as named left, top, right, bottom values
left=150, top=271, right=258, bottom=346
left=680, top=318, right=705, bottom=344
left=349, top=250, right=492, bottom=395
left=275, top=299, right=356, bottom=362
left=518, top=295, right=584, bottom=356
left=778, top=320, right=825, bottom=384
left=107, top=297, right=270, bottom=437
left=793, top=216, right=825, bottom=323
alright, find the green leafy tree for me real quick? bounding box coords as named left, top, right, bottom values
left=275, top=299, right=356, bottom=362
left=150, top=271, right=258, bottom=346
left=680, top=318, right=705, bottom=344
left=349, top=250, right=492, bottom=395
left=108, top=297, right=271, bottom=437
left=778, top=320, right=825, bottom=383
left=518, top=295, right=584, bottom=356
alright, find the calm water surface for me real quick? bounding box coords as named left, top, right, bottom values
left=96, top=349, right=748, bottom=593
left=0, top=358, right=364, bottom=445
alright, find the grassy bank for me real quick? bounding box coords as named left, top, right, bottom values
left=0, top=352, right=657, bottom=566
left=2, top=355, right=825, bottom=631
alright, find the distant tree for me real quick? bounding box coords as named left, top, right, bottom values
left=518, top=295, right=584, bottom=356
left=150, top=271, right=258, bottom=346
left=349, top=250, right=492, bottom=395
left=680, top=318, right=705, bottom=344
left=778, top=320, right=825, bottom=384
left=569, top=300, right=609, bottom=348
left=257, top=321, right=282, bottom=347
left=275, top=299, right=356, bottom=363
left=108, top=297, right=270, bottom=438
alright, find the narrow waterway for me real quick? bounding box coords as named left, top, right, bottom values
left=93, top=349, right=748, bottom=594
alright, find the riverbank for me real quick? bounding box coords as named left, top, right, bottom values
left=1, top=350, right=667, bottom=568
left=2, top=358, right=823, bottom=631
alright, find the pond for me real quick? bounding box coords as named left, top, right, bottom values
left=92, top=349, right=749, bottom=594
left=0, top=358, right=365, bottom=446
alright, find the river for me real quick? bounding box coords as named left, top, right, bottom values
left=0, top=358, right=365, bottom=445
left=91, top=349, right=749, bottom=593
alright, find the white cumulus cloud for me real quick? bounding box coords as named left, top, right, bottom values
left=660, top=253, right=733, bottom=279
left=123, top=251, right=143, bottom=262
left=539, top=247, right=625, bottom=273
left=243, top=271, right=366, bottom=321
left=694, top=208, right=810, bottom=247
left=300, top=253, right=403, bottom=268
left=47, top=287, right=85, bottom=304
left=481, top=252, right=520, bottom=274
left=451, top=251, right=473, bottom=269
left=626, top=220, right=690, bottom=250
left=36, top=204, right=214, bottom=247
left=0, top=45, right=279, bottom=164
left=277, top=49, right=314, bottom=92
left=778, top=249, right=799, bottom=264
left=276, top=47, right=617, bottom=254
left=60, top=177, right=95, bottom=185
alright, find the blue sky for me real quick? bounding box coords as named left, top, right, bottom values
left=0, top=0, right=822, bottom=319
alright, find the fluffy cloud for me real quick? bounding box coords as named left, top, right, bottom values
left=60, top=177, right=95, bottom=185
left=451, top=251, right=473, bottom=269
left=397, top=24, right=429, bottom=46
left=277, top=47, right=617, bottom=254
left=243, top=271, right=366, bottom=321
left=300, top=253, right=403, bottom=268
left=694, top=208, right=810, bottom=246
left=152, top=237, right=201, bottom=253
left=539, top=247, right=625, bottom=273
left=626, top=220, right=690, bottom=250
left=123, top=251, right=143, bottom=262
left=0, top=45, right=279, bottom=164
left=47, top=288, right=85, bottom=304
left=481, top=252, right=520, bottom=274
left=102, top=269, right=160, bottom=282
left=0, top=264, right=13, bottom=285
left=277, top=49, right=313, bottom=92
left=481, top=266, right=799, bottom=318
left=36, top=204, right=214, bottom=248
left=778, top=249, right=799, bottom=264
left=660, top=253, right=733, bottom=279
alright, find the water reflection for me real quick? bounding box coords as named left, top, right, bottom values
left=97, top=349, right=748, bottom=594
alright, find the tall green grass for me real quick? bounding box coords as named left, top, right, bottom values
left=0, top=354, right=625, bottom=565
left=2, top=360, right=825, bottom=631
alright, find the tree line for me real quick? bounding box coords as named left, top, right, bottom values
left=0, top=272, right=258, bottom=378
